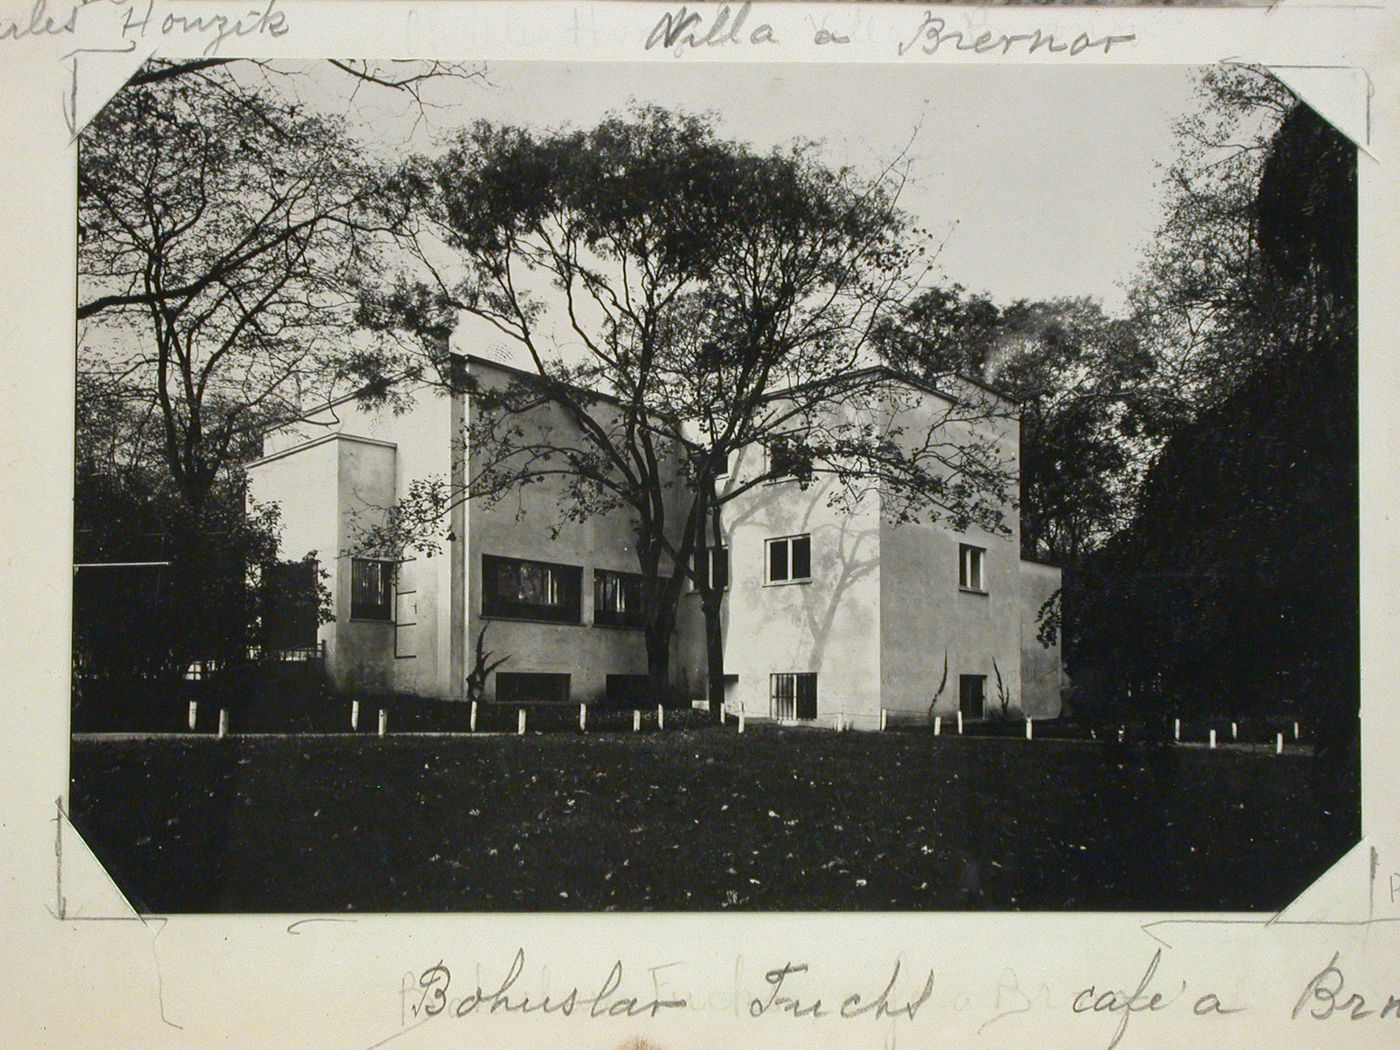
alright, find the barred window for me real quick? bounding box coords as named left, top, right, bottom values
left=482, top=554, right=582, bottom=624
left=350, top=558, right=393, bottom=621
left=594, top=568, right=645, bottom=628
left=771, top=672, right=818, bottom=720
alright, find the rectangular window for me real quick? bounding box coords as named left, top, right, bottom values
left=959, top=543, right=986, bottom=593
left=694, top=545, right=729, bottom=592
left=496, top=672, right=571, bottom=704
left=482, top=554, right=582, bottom=624
left=770, top=672, right=818, bottom=720
left=766, top=534, right=812, bottom=584
left=765, top=430, right=814, bottom=483
left=594, top=568, right=645, bottom=628
left=350, top=558, right=393, bottom=621
left=605, top=674, right=651, bottom=708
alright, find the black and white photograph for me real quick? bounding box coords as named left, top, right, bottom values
left=69, top=56, right=1359, bottom=915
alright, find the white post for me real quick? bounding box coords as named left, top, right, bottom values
left=957, top=710, right=964, bottom=735
left=1231, top=721, right=1238, bottom=741
left=187, top=701, right=198, bottom=731
left=1209, top=728, right=1217, bottom=749
left=579, top=703, right=587, bottom=732
left=632, top=709, right=641, bottom=733
left=658, top=704, right=664, bottom=730
left=351, top=699, right=360, bottom=731
left=1025, top=718, right=1033, bottom=740
left=469, top=700, right=478, bottom=733
left=378, top=708, right=387, bottom=737
left=1276, top=732, right=1284, bottom=755
left=1173, top=717, right=1180, bottom=742
left=738, top=710, right=746, bottom=734
left=517, top=708, right=526, bottom=735
left=934, top=715, right=942, bottom=737
left=880, top=709, right=888, bottom=732
left=717, top=703, right=724, bottom=724
left=1293, top=721, right=1300, bottom=741
left=217, top=708, right=228, bottom=738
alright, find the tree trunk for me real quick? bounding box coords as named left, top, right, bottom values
left=701, top=587, right=725, bottom=718
left=644, top=615, right=673, bottom=705
left=701, top=498, right=726, bottom=719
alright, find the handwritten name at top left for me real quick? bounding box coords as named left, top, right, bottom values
left=1, top=0, right=87, bottom=40
left=1, top=0, right=289, bottom=56
left=117, top=0, right=288, bottom=57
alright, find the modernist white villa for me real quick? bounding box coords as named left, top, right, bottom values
left=247, top=353, right=1064, bottom=729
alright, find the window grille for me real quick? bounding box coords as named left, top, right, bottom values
left=770, top=672, right=818, bottom=720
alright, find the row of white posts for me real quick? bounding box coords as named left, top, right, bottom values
left=188, top=702, right=229, bottom=737
left=346, top=700, right=671, bottom=736
left=193, top=695, right=1300, bottom=750
left=718, top=703, right=747, bottom=733
left=1178, top=717, right=1300, bottom=752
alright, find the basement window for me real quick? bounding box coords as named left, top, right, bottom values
left=496, top=672, right=571, bottom=704
left=771, top=672, right=818, bottom=720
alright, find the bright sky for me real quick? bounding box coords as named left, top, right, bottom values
left=316, top=60, right=1202, bottom=316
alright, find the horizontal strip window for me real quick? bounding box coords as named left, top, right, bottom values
left=496, top=672, right=571, bottom=704
left=482, top=554, right=582, bottom=624
left=594, top=568, right=645, bottom=628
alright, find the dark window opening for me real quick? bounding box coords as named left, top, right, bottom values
left=350, top=558, right=392, bottom=621
left=766, top=431, right=815, bottom=484
left=694, top=546, right=729, bottom=592
left=594, top=568, right=645, bottom=628
left=771, top=672, right=818, bottom=720
left=959, top=674, right=986, bottom=720
left=482, top=554, right=582, bottom=624
left=766, top=535, right=812, bottom=584
left=605, top=674, right=652, bottom=708
left=496, top=672, right=571, bottom=704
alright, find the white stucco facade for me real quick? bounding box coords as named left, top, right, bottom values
left=247, top=355, right=1064, bottom=723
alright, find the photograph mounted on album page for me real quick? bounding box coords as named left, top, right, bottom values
left=1, top=1, right=1397, bottom=1047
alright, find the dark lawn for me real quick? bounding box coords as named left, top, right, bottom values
left=69, top=727, right=1355, bottom=913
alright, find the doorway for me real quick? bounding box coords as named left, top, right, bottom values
left=959, top=674, right=986, bottom=721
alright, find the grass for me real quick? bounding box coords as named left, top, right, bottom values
left=69, top=726, right=1355, bottom=913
